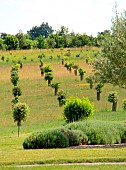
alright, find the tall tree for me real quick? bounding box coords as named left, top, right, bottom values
left=16, top=30, right=31, bottom=49
left=27, top=22, right=53, bottom=40
left=36, top=34, right=45, bottom=49
left=93, top=9, right=126, bottom=88
left=4, top=35, right=19, bottom=50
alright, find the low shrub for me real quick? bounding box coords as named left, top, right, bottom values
left=63, top=97, right=94, bottom=123
left=60, top=128, right=88, bottom=146
left=23, top=120, right=126, bottom=149
left=23, top=129, right=69, bottom=149
left=65, top=120, right=126, bottom=145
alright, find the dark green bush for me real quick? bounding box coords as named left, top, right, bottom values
left=23, top=129, right=69, bottom=149
left=60, top=128, right=88, bottom=146
left=65, top=120, right=126, bottom=145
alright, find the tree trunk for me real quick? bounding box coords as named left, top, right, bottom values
left=59, top=100, right=63, bottom=107
left=86, top=59, right=88, bottom=64
left=69, top=68, right=72, bottom=73
left=74, top=69, right=77, bottom=76
left=80, top=75, right=84, bottom=81
left=17, top=121, right=21, bottom=137
left=62, top=59, right=64, bottom=65
left=97, top=91, right=100, bottom=101
left=90, top=83, right=93, bottom=89
left=41, top=69, right=44, bottom=77
left=55, top=87, right=58, bottom=95
left=112, top=101, right=117, bottom=111
left=48, top=79, right=51, bottom=86
left=18, top=125, right=20, bottom=137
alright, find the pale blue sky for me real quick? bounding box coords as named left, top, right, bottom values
left=0, top=0, right=125, bottom=36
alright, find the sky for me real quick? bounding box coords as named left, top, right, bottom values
left=0, top=0, right=125, bottom=37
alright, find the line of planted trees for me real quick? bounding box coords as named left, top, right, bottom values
left=0, top=22, right=111, bottom=50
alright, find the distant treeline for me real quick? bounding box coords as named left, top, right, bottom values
left=0, top=22, right=111, bottom=50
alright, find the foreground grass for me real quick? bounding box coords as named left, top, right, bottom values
left=0, top=134, right=126, bottom=166
left=1, top=164, right=126, bottom=170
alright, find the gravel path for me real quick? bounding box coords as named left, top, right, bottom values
left=12, top=162, right=126, bottom=167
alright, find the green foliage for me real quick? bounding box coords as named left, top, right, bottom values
left=44, top=72, right=53, bottom=81
left=13, top=102, right=30, bottom=137
left=23, top=127, right=88, bottom=149
left=60, top=128, right=88, bottom=146
left=51, top=82, right=60, bottom=95
left=78, top=68, right=86, bottom=75
left=86, top=76, right=94, bottom=89
left=13, top=102, right=30, bottom=125
left=51, top=82, right=60, bottom=89
left=65, top=120, right=126, bottom=144
left=11, top=96, right=19, bottom=107
left=95, top=83, right=104, bottom=93
left=44, top=64, right=53, bottom=73
left=63, top=97, right=94, bottom=123
left=122, top=99, right=126, bottom=111
left=36, top=35, right=45, bottom=49
left=63, top=56, right=69, bottom=62
left=4, top=35, right=19, bottom=50
left=44, top=72, right=53, bottom=86
left=72, top=64, right=79, bottom=70
left=10, top=71, right=19, bottom=86
left=23, top=128, right=69, bottom=149
left=108, top=91, right=118, bottom=111
left=12, top=86, right=22, bottom=97
left=15, top=32, right=33, bottom=49
left=67, top=61, right=74, bottom=71
left=95, top=83, right=104, bottom=101
left=108, top=91, right=118, bottom=103
left=27, top=22, right=53, bottom=40
left=94, top=10, right=126, bottom=88
left=57, top=90, right=66, bottom=106
left=78, top=68, right=86, bottom=80
left=23, top=120, right=126, bottom=148
left=76, top=54, right=80, bottom=57
left=0, top=38, right=6, bottom=50
left=10, top=64, right=20, bottom=86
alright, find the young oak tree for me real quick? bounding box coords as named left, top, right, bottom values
left=95, top=83, right=104, bottom=101
left=78, top=68, right=86, bottom=81
left=86, top=76, right=95, bottom=89
left=93, top=9, right=126, bottom=88
left=13, top=102, right=30, bottom=137
left=108, top=91, right=118, bottom=111
left=57, top=89, right=66, bottom=107
left=51, top=82, right=60, bottom=95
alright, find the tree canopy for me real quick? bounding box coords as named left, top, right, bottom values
left=94, top=10, right=126, bottom=88
left=27, top=22, right=54, bottom=40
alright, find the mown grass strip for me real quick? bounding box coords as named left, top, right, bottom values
left=0, top=147, right=126, bottom=166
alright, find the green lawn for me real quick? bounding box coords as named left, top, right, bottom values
left=0, top=164, right=126, bottom=170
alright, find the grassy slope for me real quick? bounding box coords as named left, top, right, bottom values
left=0, top=48, right=126, bottom=166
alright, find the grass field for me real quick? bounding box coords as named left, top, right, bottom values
left=0, top=48, right=126, bottom=168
